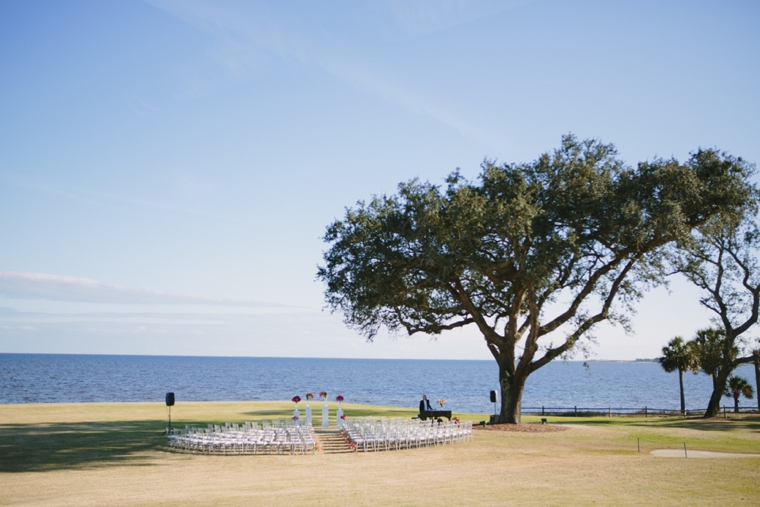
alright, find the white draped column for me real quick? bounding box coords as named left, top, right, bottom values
left=322, top=402, right=329, bottom=427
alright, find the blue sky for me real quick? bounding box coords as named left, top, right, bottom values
left=1, top=0, right=758, bottom=360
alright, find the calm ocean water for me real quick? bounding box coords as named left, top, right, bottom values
left=1, top=354, right=756, bottom=414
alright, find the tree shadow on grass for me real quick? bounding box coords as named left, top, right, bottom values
left=651, top=416, right=760, bottom=433
left=563, top=415, right=760, bottom=433
left=0, top=420, right=169, bottom=473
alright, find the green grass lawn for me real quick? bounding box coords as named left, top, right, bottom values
left=1, top=401, right=758, bottom=506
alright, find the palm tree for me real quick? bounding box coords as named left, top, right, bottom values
left=659, top=336, right=697, bottom=414
left=724, top=375, right=754, bottom=413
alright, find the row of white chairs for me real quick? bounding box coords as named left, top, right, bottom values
left=342, top=417, right=472, bottom=452
left=167, top=421, right=317, bottom=455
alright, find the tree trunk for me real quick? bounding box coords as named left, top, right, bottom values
left=733, top=393, right=739, bottom=413
left=498, top=364, right=526, bottom=424
left=704, top=368, right=731, bottom=418
left=678, top=367, right=686, bottom=415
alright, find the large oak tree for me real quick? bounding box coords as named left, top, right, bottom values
left=318, top=136, right=753, bottom=423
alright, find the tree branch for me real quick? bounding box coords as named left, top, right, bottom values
left=531, top=257, right=638, bottom=371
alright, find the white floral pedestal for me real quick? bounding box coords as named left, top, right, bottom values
left=336, top=401, right=344, bottom=428
left=305, top=403, right=312, bottom=426
left=322, top=402, right=329, bottom=427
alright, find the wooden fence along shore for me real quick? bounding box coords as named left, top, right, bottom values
left=520, top=406, right=759, bottom=418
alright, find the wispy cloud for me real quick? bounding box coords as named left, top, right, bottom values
left=0, top=306, right=315, bottom=327
left=0, top=271, right=283, bottom=307
left=128, top=96, right=162, bottom=116
left=390, top=0, right=536, bottom=38
left=0, top=306, right=489, bottom=359
left=144, top=0, right=518, bottom=148
left=3, top=173, right=220, bottom=218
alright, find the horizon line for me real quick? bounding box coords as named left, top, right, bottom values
left=0, top=351, right=658, bottom=362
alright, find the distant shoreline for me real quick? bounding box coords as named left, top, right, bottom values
left=0, top=351, right=657, bottom=362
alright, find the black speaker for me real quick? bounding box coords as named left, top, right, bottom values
left=166, top=392, right=175, bottom=406
left=489, top=390, right=498, bottom=403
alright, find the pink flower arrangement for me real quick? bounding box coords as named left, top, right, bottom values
left=319, top=391, right=328, bottom=399
left=292, top=415, right=299, bottom=421
left=437, top=399, right=445, bottom=408
left=305, top=392, right=313, bottom=400
left=336, top=395, right=344, bottom=402
left=292, top=395, right=301, bottom=404
left=340, top=414, right=347, bottom=420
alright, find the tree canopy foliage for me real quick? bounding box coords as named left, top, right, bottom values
left=319, top=135, right=755, bottom=423
left=692, top=328, right=735, bottom=380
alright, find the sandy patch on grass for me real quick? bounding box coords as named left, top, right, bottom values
left=651, top=449, right=760, bottom=458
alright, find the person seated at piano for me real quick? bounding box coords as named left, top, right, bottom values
left=419, top=395, right=433, bottom=412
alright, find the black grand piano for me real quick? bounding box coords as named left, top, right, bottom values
left=418, top=410, right=452, bottom=421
